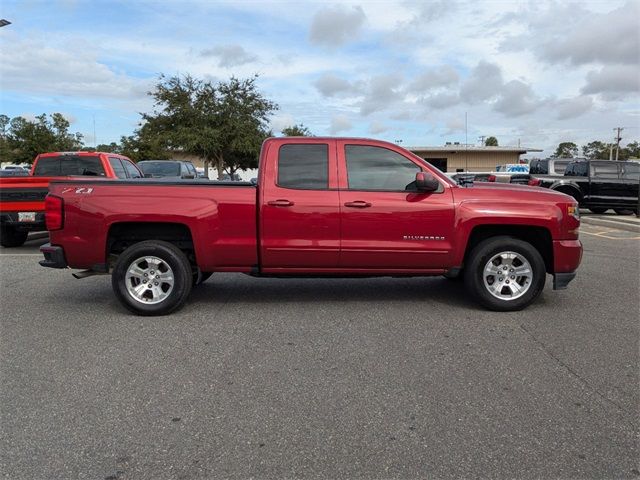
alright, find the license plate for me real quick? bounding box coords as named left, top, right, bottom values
left=18, top=212, right=36, bottom=222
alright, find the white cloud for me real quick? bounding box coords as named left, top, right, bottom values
left=200, top=45, right=258, bottom=68
left=330, top=114, right=352, bottom=134
left=360, top=74, right=404, bottom=115
left=581, top=65, right=640, bottom=98
left=460, top=61, right=504, bottom=103
left=1, top=39, right=150, bottom=101
left=555, top=96, right=594, bottom=120
left=493, top=80, right=545, bottom=117
left=369, top=120, right=389, bottom=134
left=314, top=74, right=359, bottom=97
left=309, top=5, right=366, bottom=48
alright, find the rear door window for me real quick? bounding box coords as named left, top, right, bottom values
left=108, top=157, right=127, bottom=179
left=620, top=162, right=639, bottom=180
left=277, top=144, right=328, bottom=189
left=123, top=160, right=142, bottom=179
left=590, top=162, right=620, bottom=179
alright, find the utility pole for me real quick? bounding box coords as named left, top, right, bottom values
left=478, top=135, right=485, bottom=146
left=613, top=127, right=624, bottom=161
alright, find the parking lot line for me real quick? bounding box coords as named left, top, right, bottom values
left=580, top=230, right=640, bottom=240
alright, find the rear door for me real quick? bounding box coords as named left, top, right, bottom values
left=260, top=140, right=341, bottom=269
left=337, top=140, right=455, bottom=269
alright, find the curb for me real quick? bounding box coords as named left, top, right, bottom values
left=580, top=216, right=640, bottom=233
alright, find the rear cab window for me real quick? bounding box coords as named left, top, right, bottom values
left=33, top=155, right=106, bottom=177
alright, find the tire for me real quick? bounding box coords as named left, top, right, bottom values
left=464, top=236, right=546, bottom=311
left=0, top=226, right=29, bottom=248
left=614, top=209, right=634, bottom=215
left=112, top=240, right=193, bottom=316
left=589, top=207, right=608, bottom=214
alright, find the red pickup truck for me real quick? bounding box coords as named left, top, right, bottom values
left=40, top=137, right=582, bottom=315
left=0, top=151, right=142, bottom=247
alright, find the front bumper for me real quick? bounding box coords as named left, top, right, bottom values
left=552, top=239, right=582, bottom=290
left=39, top=243, right=68, bottom=269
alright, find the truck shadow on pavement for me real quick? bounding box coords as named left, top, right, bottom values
left=188, top=276, right=485, bottom=310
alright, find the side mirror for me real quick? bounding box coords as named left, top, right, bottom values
left=415, top=172, right=439, bottom=192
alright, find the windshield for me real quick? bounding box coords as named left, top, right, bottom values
left=33, top=155, right=105, bottom=176
left=139, top=162, right=181, bottom=177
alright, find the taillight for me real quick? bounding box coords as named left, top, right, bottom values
left=45, top=195, right=64, bottom=231
left=528, top=178, right=541, bottom=186
left=488, top=174, right=496, bottom=182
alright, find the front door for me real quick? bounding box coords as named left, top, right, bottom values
left=260, top=140, right=341, bottom=269
left=337, top=141, right=455, bottom=270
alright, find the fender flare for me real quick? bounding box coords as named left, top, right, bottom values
left=549, top=181, right=583, bottom=202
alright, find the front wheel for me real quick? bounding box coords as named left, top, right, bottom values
left=589, top=207, right=608, bottom=214
left=464, top=236, right=546, bottom=311
left=614, top=209, right=634, bottom=215
left=112, top=240, right=193, bottom=316
left=0, top=226, right=28, bottom=248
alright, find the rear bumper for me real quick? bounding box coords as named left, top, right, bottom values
left=39, top=243, right=68, bottom=269
left=0, top=212, right=46, bottom=232
left=552, top=239, right=582, bottom=290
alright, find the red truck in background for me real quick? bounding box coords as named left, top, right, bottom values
left=0, top=151, right=142, bottom=247
left=40, top=137, right=582, bottom=315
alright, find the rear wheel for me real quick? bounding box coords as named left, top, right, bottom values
left=464, top=236, right=546, bottom=311
left=112, top=240, right=193, bottom=316
left=614, top=209, right=634, bottom=215
left=589, top=207, right=608, bottom=214
left=0, top=226, right=28, bottom=247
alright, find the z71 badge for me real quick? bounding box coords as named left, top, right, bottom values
left=61, top=187, right=94, bottom=195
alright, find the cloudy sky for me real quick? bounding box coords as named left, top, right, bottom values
left=1, top=0, right=639, bottom=156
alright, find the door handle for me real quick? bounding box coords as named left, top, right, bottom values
left=344, top=201, right=372, bottom=208
left=267, top=199, right=294, bottom=207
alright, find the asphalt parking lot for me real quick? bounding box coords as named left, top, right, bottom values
left=1, top=227, right=638, bottom=479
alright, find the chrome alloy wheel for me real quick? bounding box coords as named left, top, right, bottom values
left=482, top=251, right=533, bottom=301
left=125, top=256, right=175, bottom=305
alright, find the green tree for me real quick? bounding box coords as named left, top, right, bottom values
left=142, top=74, right=277, bottom=178
left=552, top=142, right=578, bottom=158
left=624, top=141, right=640, bottom=159
left=484, top=136, right=498, bottom=146
left=282, top=124, right=312, bottom=136
left=1, top=113, right=83, bottom=164
left=582, top=141, right=611, bottom=159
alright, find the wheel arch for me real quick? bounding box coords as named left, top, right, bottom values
left=106, top=221, right=196, bottom=270
left=464, top=225, right=554, bottom=274
left=550, top=182, right=583, bottom=203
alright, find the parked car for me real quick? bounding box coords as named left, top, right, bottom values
left=41, top=137, right=582, bottom=315
left=2, top=165, right=30, bottom=172
left=449, top=172, right=532, bottom=185
left=529, top=158, right=572, bottom=176
left=0, top=152, right=141, bottom=247
left=532, top=159, right=639, bottom=214
left=138, top=160, right=198, bottom=179
left=0, top=169, right=30, bottom=177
